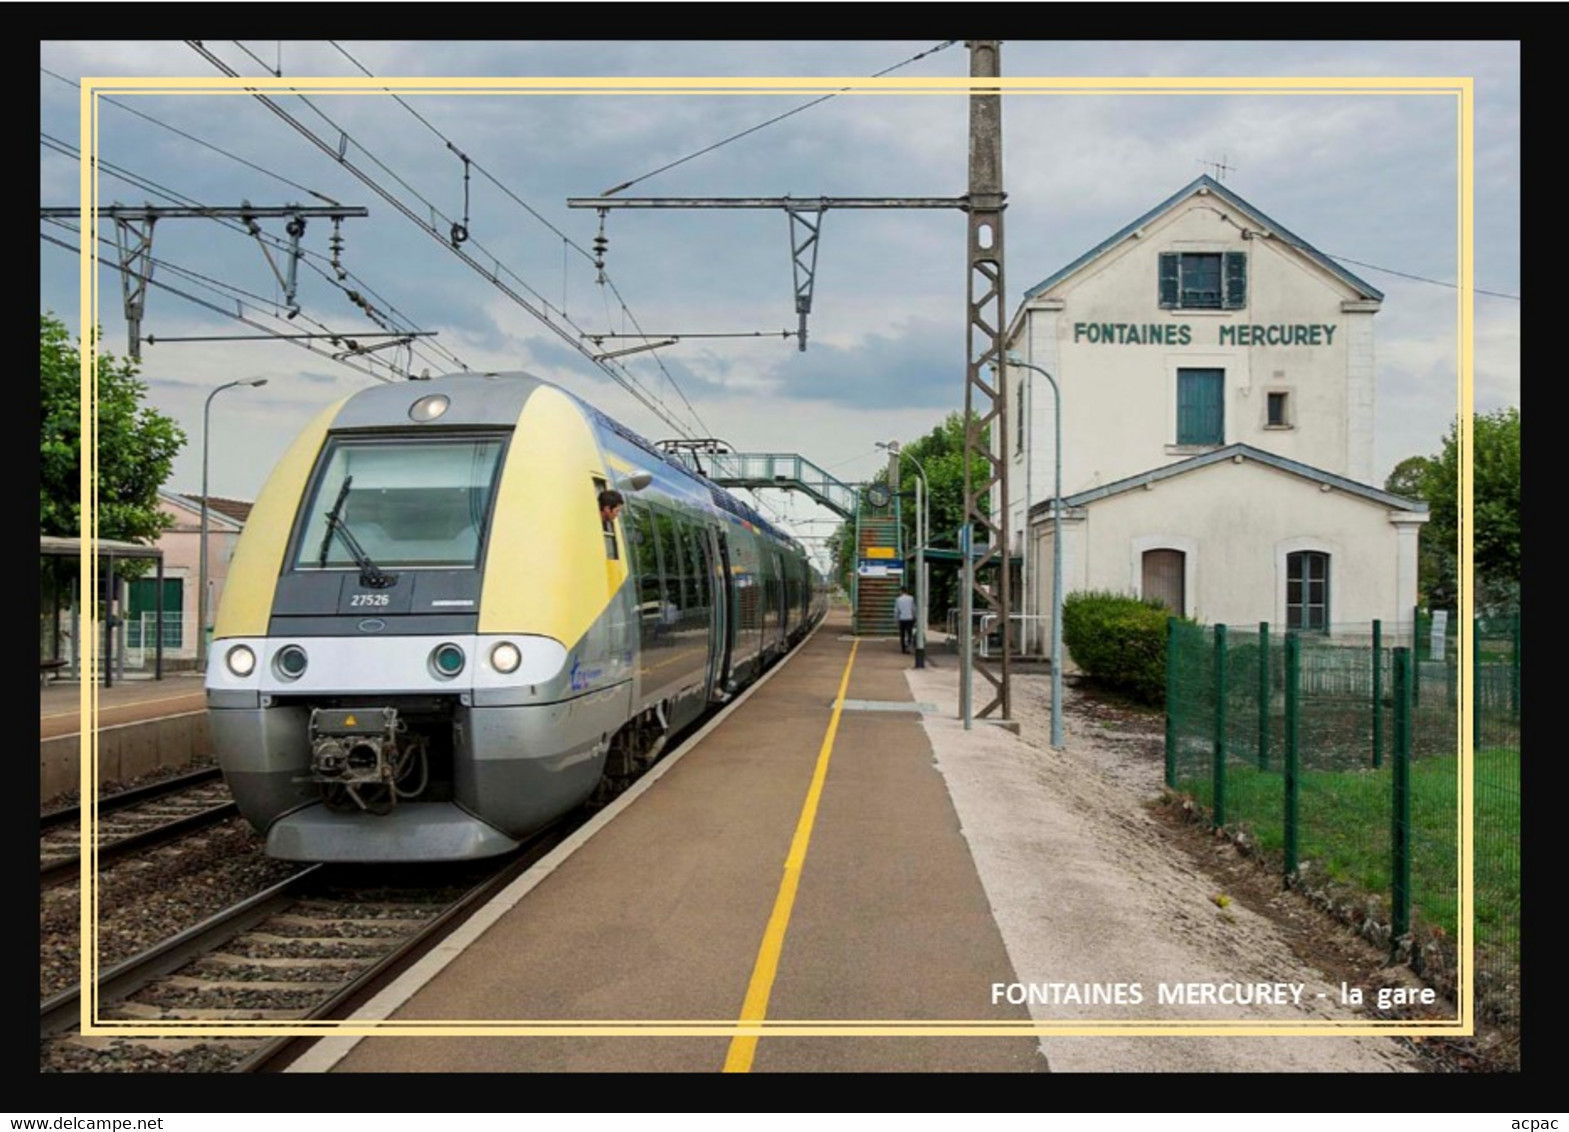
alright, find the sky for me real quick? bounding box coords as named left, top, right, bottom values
left=38, top=40, right=1521, bottom=573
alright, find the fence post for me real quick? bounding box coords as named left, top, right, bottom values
left=1284, top=631, right=1300, bottom=884
left=1511, top=611, right=1521, bottom=720
left=1372, top=619, right=1383, bottom=769
left=1473, top=615, right=1482, bottom=752
left=1411, top=604, right=1421, bottom=708
left=1213, top=623, right=1228, bottom=829
left=1257, top=621, right=1270, bottom=770
left=1391, top=646, right=1412, bottom=949
left=1445, top=621, right=1455, bottom=714
left=1165, top=617, right=1178, bottom=790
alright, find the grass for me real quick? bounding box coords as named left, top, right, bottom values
left=1178, top=747, right=1519, bottom=965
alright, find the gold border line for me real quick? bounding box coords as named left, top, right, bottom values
left=1457, top=78, right=1476, bottom=1039
left=74, top=69, right=1476, bottom=1042
left=725, top=639, right=859, bottom=1072
left=79, top=77, right=97, bottom=1035
left=82, top=75, right=1470, bottom=93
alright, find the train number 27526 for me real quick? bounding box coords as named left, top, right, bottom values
left=350, top=593, right=391, bottom=607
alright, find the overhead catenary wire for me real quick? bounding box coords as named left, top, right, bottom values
left=1318, top=252, right=1519, bottom=302
left=42, top=227, right=402, bottom=384
left=323, top=40, right=712, bottom=436
left=185, top=39, right=701, bottom=440
left=597, top=40, right=960, bottom=197
left=41, top=131, right=467, bottom=379
left=41, top=69, right=334, bottom=203
left=1197, top=204, right=1521, bottom=302
left=43, top=217, right=415, bottom=383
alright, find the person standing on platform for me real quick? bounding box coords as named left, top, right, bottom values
left=895, top=586, right=916, bottom=653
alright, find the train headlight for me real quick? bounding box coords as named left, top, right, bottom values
left=431, top=642, right=466, bottom=678
left=489, top=641, right=522, bottom=674
left=225, top=644, right=256, bottom=678
left=274, top=645, right=308, bottom=680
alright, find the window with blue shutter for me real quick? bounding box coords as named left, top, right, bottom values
left=1159, top=252, right=1247, bottom=310
left=1176, top=368, right=1224, bottom=446
left=1159, top=253, right=1179, bottom=308
left=1224, top=251, right=1247, bottom=309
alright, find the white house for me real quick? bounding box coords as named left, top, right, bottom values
left=1002, top=174, right=1428, bottom=657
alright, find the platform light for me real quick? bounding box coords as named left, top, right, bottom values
left=225, top=644, right=256, bottom=677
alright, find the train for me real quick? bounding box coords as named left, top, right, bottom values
left=206, top=371, right=828, bottom=862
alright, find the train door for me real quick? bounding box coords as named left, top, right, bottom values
left=775, top=549, right=790, bottom=653
left=778, top=549, right=791, bottom=643
left=712, top=527, right=734, bottom=687
left=706, top=526, right=730, bottom=700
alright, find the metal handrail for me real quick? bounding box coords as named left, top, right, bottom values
left=978, top=613, right=1049, bottom=658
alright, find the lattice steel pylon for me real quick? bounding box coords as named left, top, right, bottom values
left=960, top=40, right=1012, bottom=728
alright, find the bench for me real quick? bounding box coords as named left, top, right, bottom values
left=40, top=658, right=67, bottom=688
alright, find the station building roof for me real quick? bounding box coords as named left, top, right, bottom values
left=1021, top=174, right=1385, bottom=304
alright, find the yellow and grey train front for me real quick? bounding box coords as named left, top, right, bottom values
left=206, top=373, right=635, bottom=862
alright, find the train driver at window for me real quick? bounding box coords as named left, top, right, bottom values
left=598, top=489, right=625, bottom=526
left=598, top=488, right=625, bottom=560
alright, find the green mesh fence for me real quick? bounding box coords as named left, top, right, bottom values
left=1165, top=614, right=1520, bottom=1030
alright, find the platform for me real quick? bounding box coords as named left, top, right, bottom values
left=48, top=609, right=1427, bottom=1074
left=39, top=671, right=210, bottom=802
left=291, top=608, right=1046, bottom=1073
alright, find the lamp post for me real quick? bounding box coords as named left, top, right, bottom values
left=1005, top=352, right=1063, bottom=749
left=878, top=440, right=930, bottom=669
left=198, top=378, right=268, bottom=669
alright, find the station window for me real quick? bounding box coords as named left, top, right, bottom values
left=1267, top=390, right=1290, bottom=428
left=1159, top=251, right=1247, bottom=310
left=1286, top=551, right=1330, bottom=632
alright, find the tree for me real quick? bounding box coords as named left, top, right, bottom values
left=1384, top=454, right=1445, bottom=608
left=1383, top=454, right=1432, bottom=501
left=41, top=312, right=186, bottom=543
left=1387, top=407, right=1520, bottom=613
left=833, top=412, right=991, bottom=620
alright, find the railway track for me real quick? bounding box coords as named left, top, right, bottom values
left=38, top=660, right=747, bottom=1072
left=40, top=831, right=562, bottom=1073
left=40, top=767, right=238, bottom=888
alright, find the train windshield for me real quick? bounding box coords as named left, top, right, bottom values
left=293, top=436, right=505, bottom=570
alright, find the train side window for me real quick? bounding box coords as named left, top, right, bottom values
left=653, top=508, right=682, bottom=627
left=628, top=502, right=661, bottom=647
left=677, top=519, right=705, bottom=612
left=691, top=527, right=712, bottom=609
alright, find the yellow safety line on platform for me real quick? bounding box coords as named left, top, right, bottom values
left=723, top=638, right=859, bottom=1073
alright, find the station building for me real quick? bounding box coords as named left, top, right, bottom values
left=1001, top=174, right=1428, bottom=658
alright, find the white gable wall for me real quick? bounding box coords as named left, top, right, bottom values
left=1007, top=185, right=1379, bottom=541
left=1000, top=179, right=1422, bottom=656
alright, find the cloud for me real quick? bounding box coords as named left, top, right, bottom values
left=39, top=39, right=1519, bottom=513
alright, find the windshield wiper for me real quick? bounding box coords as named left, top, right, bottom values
left=317, top=475, right=398, bottom=588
